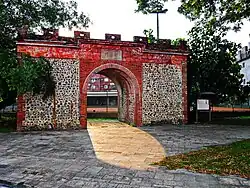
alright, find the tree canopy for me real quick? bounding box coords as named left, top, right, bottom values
left=0, top=0, right=90, bottom=109
left=136, top=0, right=168, bottom=14
left=1, top=0, right=250, bottom=110
left=176, top=0, right=250, bottom=103
left=187, top=19, right=244, bottom=104
left=138, top=0, right=250, bottom=105
left=136, top=0, right=250, bottom=31
left=178, top=0, right=250, bottom=31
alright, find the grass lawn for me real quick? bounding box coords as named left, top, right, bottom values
left=154, top=139, right=250, bottom=178
left=0, top=113, right=16, bottom=133
left=239, top=116, right=250, bottom=119
left=0, top=127, right=14, bottom=133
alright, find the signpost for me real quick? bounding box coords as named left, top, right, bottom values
left=196, top=99, right=211, bottom=122
left=197, top=99, right=209, bottom=110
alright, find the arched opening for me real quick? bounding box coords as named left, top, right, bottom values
left=87, top=73, right=118, bottom=119
left=81, top=64, right=141, bottom=128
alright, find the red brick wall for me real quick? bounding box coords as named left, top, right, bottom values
left=17, top=96, right=25, bottom=131
left=17, top=32, right=188, bottom=130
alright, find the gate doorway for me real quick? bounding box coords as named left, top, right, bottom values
left=81, top=63, right=141, bottom=128
left=87, top=73, right=118, bottom=119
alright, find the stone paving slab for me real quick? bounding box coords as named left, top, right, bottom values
left=87, top=122, right=166, bottom=170
left=0, top=123, right=249, bottom=188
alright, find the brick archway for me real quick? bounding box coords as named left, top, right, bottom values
left=81, top=63, right=141, bottom=128
left=16, top=30, right=188, bottom=131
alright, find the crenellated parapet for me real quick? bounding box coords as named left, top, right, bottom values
left=18, top=28, right=188, bottom=51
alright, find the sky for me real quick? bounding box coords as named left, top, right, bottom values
left=61, top=0, right=250, bottom=47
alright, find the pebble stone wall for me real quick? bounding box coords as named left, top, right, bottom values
left=142, top=63, right=183, bottom=125
left=24, top=94, right=53, bottom=129
left=23, top=59, right=80, bottom=130
left=118, top=88, right=127, bottom=122
left=128, top=93, right=135, bottom=124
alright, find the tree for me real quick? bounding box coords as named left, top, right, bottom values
left=142, top=20, right=246, bottom=107
left=0, top=0, right=90, bottom=109
left=135, top=0, right=250, bottom=31
left=143, top=29, right=156, bottom=43
left=178, top=0, right=250, bottom=31
left=135, top=0, right=168, bottom=14
left=238, top=84, right=250, bottom=106
left=187, top=18, right=244, bottom=105
left=137, top=0, right=250, bottom=104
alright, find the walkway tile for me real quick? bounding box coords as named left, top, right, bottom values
left=87, top=122, right=166, bottom=170
left=0, top=123, right=249, bottom=187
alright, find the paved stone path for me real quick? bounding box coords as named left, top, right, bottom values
left=0, top=123, right=249, bottom=188
left=87, top=122, right=165, bottom=170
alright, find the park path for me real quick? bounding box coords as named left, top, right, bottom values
left=0, top=123, right=250, bottom=187
left=87, top=121, right=166, bottom=170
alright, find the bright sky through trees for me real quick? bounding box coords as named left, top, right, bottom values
left=61, top=0, right=250, bottom=46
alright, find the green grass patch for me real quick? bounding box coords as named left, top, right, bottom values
left=239, top=116, right=250, bottom=120
left=154, top=139, right=250, bottom=178
left=0, top=113, right=16, bottom=133
left=0, top=127, right=14, bottom=133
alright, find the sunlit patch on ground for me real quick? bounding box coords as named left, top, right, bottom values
left=87, top=121, right=166, bottom=170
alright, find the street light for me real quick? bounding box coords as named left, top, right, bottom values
left=106, top=89, right=109, bottom=113
left=150, top=9, right=168, bottom=40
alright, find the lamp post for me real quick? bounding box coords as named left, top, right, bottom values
left=106, top=89, right=109, bottom=113
left=150, top=9, right=168, bottom=40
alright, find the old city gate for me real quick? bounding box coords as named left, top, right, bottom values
left=16, top=29, right=188, bottom=131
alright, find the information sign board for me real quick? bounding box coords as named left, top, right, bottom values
left=197, top=99, right=210, bottom=110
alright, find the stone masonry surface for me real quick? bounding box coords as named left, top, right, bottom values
left=0, top=123, right=249, bottom=188
left=128, top=92, right=135, bottom=124
left=87, top=122, right=166, bottom=170
left=118, top=88, right=127, bottom=122
left=23, top=59, right=80, bottom=130
left=142, top=63, right=183, bottom=125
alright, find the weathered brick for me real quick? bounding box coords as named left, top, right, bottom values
left=16, top=32, right=188, bottom=130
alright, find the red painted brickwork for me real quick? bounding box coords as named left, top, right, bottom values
left=16, top=29, right=188, bottom=130
left=17, top=96, right=25, bottom=131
